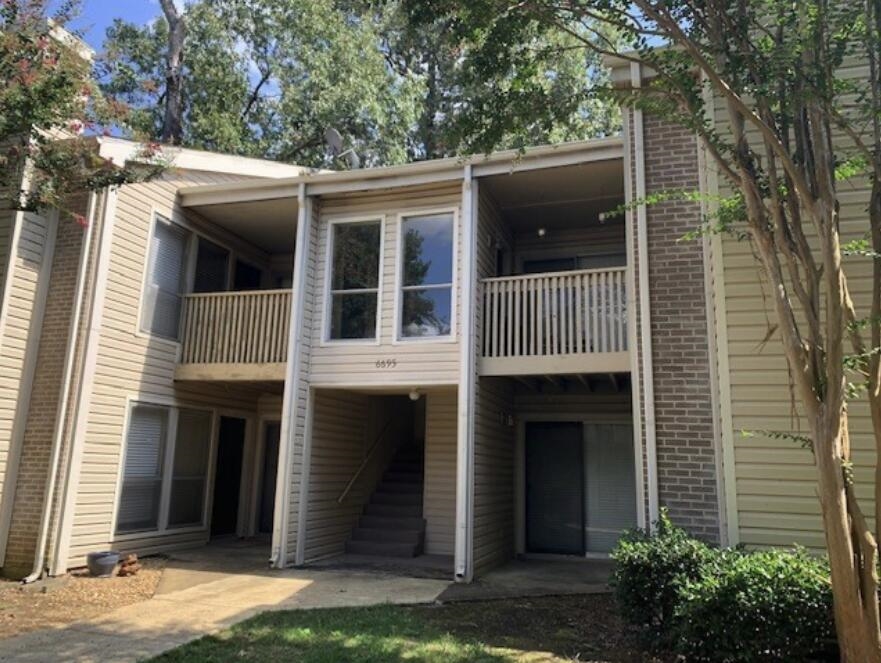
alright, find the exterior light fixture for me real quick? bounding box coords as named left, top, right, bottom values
left=409, top=389, right=421, bottom=401
left=537, top=227, right=547, bottom=238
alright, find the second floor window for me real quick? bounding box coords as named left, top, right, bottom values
left=399, top=213, right=454, bottom=339
left=328, top=220, right=382, bottom=340
left=142, top=216, right=190, bottom=340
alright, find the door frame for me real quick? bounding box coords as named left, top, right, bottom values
left=247, top=417, right=281, bottom=537
left=515, top=411, right=634, bottom=558
left=208, top=410, right=254, bottom=539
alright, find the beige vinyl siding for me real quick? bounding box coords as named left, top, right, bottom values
left=423, top=388, right=457, bottom=555
left=302, top=391, right=413, bottom=561
left=711, top=57, right=875, bottom=548
left=0, top=208, right=53, bottom=566
left=284, top=197, right=319, bottom=564
left=512, top=223, right=625, bottom=268
left=473, top=377, right=515, bottom=574
left=308, top=183, right=462, bottom=387
left=64, top=170, right=271, bottom=568
left=303, top=389, right=368, bottom=561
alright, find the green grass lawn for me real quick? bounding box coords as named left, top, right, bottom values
left=151, top=594, right=649, bottom=662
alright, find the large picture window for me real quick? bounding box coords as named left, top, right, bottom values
left=328, top=220, right=382, bottom=340
left=116, top=403, right=213, bottom=535
left=141, top=216, right=191, bottom=339
left=399, top=213, right=454, bottom=338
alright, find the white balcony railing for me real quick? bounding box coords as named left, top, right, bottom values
left=480, top=267, right=627, bottom=374
left=179, top=289, right=292, bottom=367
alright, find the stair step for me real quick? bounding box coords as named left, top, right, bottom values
left=359, top=515, right=426, bottom=531
left=376, top=481, right=422, bottom=494
left=365, top=502, right=422, bottom=517
left=345, top=539, right=421, bottom=558
left=371, top=491, right=422, bottom=506
left=385, top=471, right=422, bottom=483
left=351, top=527, right=423, bottom=544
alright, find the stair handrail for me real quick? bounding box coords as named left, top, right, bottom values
left=337, top=417, right=396, bottom=504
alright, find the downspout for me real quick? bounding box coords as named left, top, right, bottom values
left=454, top=165, right=476, bottom=581
left=631, top=62, right=660, bottom=526
left=22, top=191, right=100, bottom=583
left=272, top=182, right=309, bottom=568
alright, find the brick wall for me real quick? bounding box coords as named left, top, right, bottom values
left=630, top=112, right=722, bottom=543
left=3, top=199, right=89, bottom=575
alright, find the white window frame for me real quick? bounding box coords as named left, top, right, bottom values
left=136, top=208, right=270, bottom=345
left=393, top=208, right=458, bottom=344
left=111, top=397, right=218, bottom=541
left=321, top=216, right=385, bottom=345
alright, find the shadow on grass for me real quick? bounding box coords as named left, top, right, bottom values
left=150, top=604, right=513, bottom=663
left=150, top=595, right=647, bottom=663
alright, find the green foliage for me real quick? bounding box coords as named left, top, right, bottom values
left=99, top=0, right=619, bottom=167
left=676, top=549, right=836, bottom=662
left=1, top=0, right=162, bottom=213
left=611, top=510, right=713, bottom=648
left=101, top=0, right=422, bottom=168
left=612, top=513, right=837, bottom=661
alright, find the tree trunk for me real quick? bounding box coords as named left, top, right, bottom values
left=159, top=0, right=185, bottom=145
left=814, top=410, right=881, bottom=662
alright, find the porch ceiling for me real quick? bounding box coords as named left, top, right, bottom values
left=482, top=158, right=624, bottom=233
left=186, top=196, right=298, bottom=253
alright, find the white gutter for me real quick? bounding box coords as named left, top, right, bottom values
left=631, top=62, right=660, bottom=526
left=22, top=192, right=99, bottom=583
left=454, top=165, right=476, bottom=581
left=272, top=182, right=310, bottom=568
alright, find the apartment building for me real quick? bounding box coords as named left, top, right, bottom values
left=0, top=59, right=869, bottom=582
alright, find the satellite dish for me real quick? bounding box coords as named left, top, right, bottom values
left=325, top=127, right=344, bottom=155
left=324, top=127, right=361, bottom=169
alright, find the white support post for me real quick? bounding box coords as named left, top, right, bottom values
left=272, top=183, right=310, bottom=568
left=455, top=166, right=477, bottom=582
left=631, top=62, right=659, bottom=527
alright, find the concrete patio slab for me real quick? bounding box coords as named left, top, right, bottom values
left=0, top=565, right=449, bottom=663
left=438, top=558, right=613, bottom=602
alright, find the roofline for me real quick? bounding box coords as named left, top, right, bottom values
left=94, top=137, right=315, bottom=180
left=178, top=137, right=624, bottom=207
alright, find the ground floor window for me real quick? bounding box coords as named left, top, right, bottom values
left=116, top=402, right=213, bottom=535
left=524, top=420, right=636, bottom=555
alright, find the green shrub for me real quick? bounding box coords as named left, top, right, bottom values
left=611, top=510, right=713, bottom=647
left=676, top=548, right=836, bottom=662
left=611, top=512, right=837, bottom=661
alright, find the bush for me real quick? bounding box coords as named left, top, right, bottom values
left=611, top=510, right=713, bottom=647
left=611, top=512, right=837, bottom=661
left=676, top=548, right=836, bottom=661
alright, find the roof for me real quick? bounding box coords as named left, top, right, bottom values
left=177, top=136, right=625, bottom=206
left=94, top=137, right=314, bottom=180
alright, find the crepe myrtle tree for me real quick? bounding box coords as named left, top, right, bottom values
left=403, top=0, right=881, bottom=659
left=1, top=0, right=162, bottom=219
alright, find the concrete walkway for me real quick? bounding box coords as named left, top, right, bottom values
left=0, top=564, right=450, bottom=663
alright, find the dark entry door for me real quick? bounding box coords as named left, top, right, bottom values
left=211, top=416, right=246, bottom=537
left=525, top=421, right=585, bottom=555
left=259, top=422, right=280, bottom=534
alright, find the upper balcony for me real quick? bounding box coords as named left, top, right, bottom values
left=175, top=289, right=292, bottom=381
left=476, top=156, right=628, bottom=377
left=479, top=266, right=628, bottom=376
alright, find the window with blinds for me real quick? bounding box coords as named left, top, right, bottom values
left=117, top=405, right=168, bottom=533
left=141, top=216, right=191, bottom=339
left=116, top=403, right=214, bottom=535
left=168, top=409, right=212, bottom=527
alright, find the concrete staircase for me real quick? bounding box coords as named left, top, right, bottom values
left=345, top=445, right=425, bottom=557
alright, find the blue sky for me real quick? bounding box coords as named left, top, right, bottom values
left=52, top=0, right=175, bottom=50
